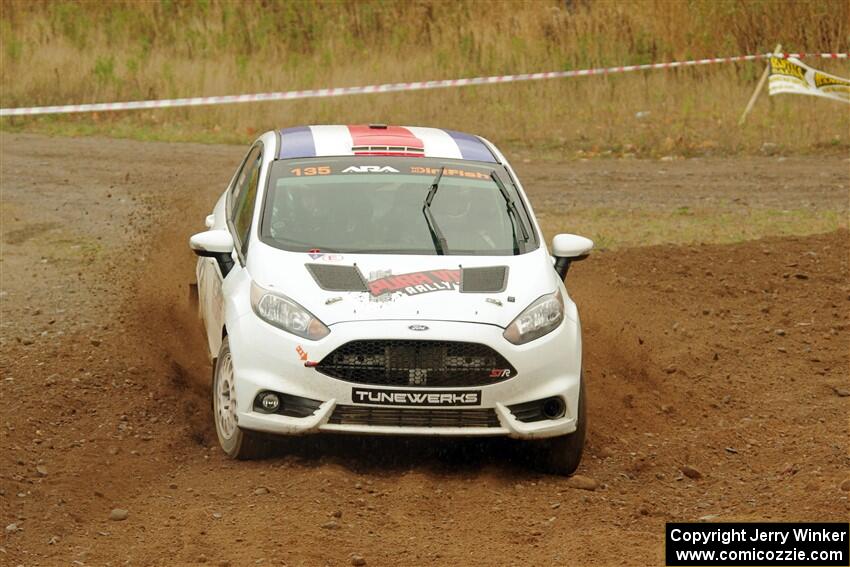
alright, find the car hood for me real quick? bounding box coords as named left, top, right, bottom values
left=247, top=241, right=557, bottom=328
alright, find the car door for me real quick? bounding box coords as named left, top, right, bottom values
left=198, top=142, right=263, bottom=357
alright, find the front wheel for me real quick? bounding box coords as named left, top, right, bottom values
left=212, top=337, right=270, bottom=459
left=539, top=377, right=586, bottom=475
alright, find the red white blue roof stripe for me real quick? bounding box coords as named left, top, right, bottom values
left=278, top=125, right=498, bottom=162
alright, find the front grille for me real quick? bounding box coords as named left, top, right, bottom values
left=329, top=405, right=500, bottom=428
left=315, top=340, right=516, bottom=387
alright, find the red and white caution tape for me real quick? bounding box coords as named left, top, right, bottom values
left=1, top=52, right=846, bottom=117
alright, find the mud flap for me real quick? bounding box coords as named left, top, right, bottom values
left=188, top=282, right=200, bottom=317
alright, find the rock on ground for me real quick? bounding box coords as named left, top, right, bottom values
left=566, top=475, right=599, bottom=491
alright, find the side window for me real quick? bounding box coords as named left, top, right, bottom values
left=228, top=147, right=255, bottom=212
left=231, top=144, right=263, bottom=253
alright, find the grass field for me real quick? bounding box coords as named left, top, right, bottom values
left=542, top=207, right=846, bottom=249
left=1, top=0, right=849, bottom=156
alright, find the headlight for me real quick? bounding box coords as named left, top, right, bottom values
left=503, top=290, right=564, bottom=345
left=250, top=282, right=330, bottom=340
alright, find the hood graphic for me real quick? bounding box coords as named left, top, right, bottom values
left=367, top=268, right=460, bottom=298
left=248, top=242, right=556, bottom=327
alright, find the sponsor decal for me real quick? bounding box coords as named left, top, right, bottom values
left=341, top=165, right=400, bottom=173
left=368, top=269, right=461, bottom=297
left=409, top=166, right=490, bottom=180
left=352, top=387, right=481, bottom=406
left=305, top=249, right=344, bottom=262
left=289, top=166, right=330, bottom=177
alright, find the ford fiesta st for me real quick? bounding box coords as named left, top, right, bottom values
left=190, top=124, right=593, bottom=474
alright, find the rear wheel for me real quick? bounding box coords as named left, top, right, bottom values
left=212, top=337, right=270, bottom=459
left=539, top=377, right=586, bottom=475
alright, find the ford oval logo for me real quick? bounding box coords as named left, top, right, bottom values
left=408, top=324, right=429, bottom=331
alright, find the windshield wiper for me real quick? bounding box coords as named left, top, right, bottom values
left=422, top=167, right=449, bottom=255
left=490, top=172, right=529, bottom=254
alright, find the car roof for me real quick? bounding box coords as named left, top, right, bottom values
left=276, top=125, right=498, bottom=163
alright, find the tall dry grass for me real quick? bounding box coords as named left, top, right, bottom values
left=1, top=0, right=848, bottom=155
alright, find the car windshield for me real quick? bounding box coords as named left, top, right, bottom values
left=260, top=157, right=536, bottom=255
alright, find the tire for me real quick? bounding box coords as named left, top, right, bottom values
left=212, top=337, right=271, bottom=459
left=539, top=377, right=587, bottom=476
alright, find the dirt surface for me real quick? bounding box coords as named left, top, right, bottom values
left=1, top=133, right=848, bottom=566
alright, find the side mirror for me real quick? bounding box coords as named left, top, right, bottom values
left=190, top=230, right=235, bottom=275
left=552, top=234, right=593, bottom=280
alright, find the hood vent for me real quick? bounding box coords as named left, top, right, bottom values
left=306, top=264, right=368, bottom=292
left=460, top=266, right=509, bottom=293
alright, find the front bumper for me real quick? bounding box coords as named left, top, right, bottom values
left=227, top=313, right=583, bottom=440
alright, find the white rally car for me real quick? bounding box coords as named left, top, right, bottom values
left=190, top=125, right=593, bottom=474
